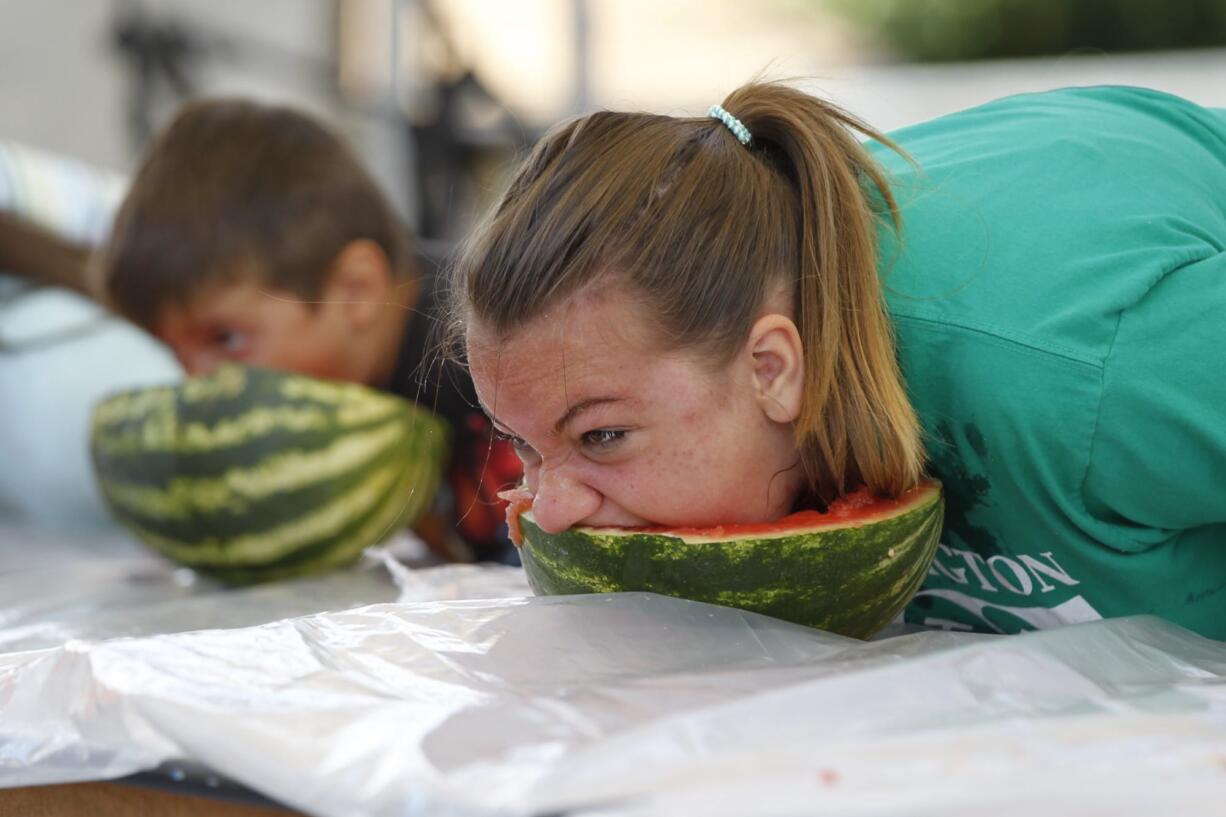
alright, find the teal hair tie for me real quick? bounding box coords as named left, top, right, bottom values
left=708, top=104, right=752, bottom=146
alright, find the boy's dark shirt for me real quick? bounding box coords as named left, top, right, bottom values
left=385, top=258, right=521, bottom=564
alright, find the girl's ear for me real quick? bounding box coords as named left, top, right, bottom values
left=321, top=239, right=395, bottom=330
left=747, top=313, right=804, bottom=424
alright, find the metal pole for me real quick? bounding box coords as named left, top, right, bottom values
left=572, top=0, right=591, bottom=114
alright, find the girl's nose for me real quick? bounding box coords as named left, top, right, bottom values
left=531, top=465, right=601, bottom=533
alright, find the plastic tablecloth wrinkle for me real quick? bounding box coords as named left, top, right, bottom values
left=4, top=589, right=1226, bottom=816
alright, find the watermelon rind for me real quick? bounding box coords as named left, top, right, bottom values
left=518, top=482, right=944, bottom=639
left=90, top=364, right=449, bottom=585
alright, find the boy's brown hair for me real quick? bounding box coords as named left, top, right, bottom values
left=98, top=98, right=412, bottom=330
left=452, top=82, right=925, bottom=505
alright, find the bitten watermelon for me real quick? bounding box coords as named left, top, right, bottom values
left=516, top=481, right=943, bottom=638
left=90, top=363, right=449, bottom=584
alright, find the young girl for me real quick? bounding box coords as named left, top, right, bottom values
left=450, top=83, right=1226, bottom=639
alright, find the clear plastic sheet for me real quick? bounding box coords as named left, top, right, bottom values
left=0, top=523, right=527, bottom=652
left=3, top=524, right=1226, bottom=816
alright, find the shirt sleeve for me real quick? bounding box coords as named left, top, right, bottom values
left=1082, top=251, right=1226, bottom=537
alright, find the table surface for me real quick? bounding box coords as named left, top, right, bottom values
left=0, top=781, right=302, bottom=817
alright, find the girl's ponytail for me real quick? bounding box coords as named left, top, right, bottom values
left=722, top=84, right=924, bottom=501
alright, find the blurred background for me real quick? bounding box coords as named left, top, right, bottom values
left=2, top=0, right=1226, bottom=533
left=5, top=0, right=1226, bottom=241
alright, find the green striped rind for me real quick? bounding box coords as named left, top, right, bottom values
left=90, top=364, right=449, bottom=585
left=91, top=364, right=412, bottom=463
left=519, top=484, right=943, bottom=639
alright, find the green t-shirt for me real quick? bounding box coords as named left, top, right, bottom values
left=867, top=86, right=1226, bottom=638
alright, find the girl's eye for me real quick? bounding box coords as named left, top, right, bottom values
left=582, top=428, right=626, bottom=449
left=493, top=430, right=535, bottom=454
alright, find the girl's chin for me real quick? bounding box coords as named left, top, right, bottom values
left=623, top=503, right=800, bottom=531
left=593, top=510, right=757, bottom=531
left=581, top=511, right=654, bottom=529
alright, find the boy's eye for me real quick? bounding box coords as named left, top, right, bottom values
left=582, top=428, right=626, bottom=449
left=212, top=329, right=250, bottom=355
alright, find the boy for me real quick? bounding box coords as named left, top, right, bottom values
left=96, top=98, right=520, bottom=562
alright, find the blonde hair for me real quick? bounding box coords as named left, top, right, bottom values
left=451, top=81, right=924, bottom=504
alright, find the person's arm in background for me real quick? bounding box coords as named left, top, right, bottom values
left=0, top=210, right=94, bottom=296
left=0, top=138, right=124, bottom=297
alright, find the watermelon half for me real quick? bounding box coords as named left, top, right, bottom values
left=90, top=363, right=449, bottom=585
left=517, top=481, right=943, bottom=638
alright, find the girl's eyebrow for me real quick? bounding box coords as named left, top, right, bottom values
left=553, top=397, right=623, bottom=435
left=480, top=396, right=625, bottom=437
